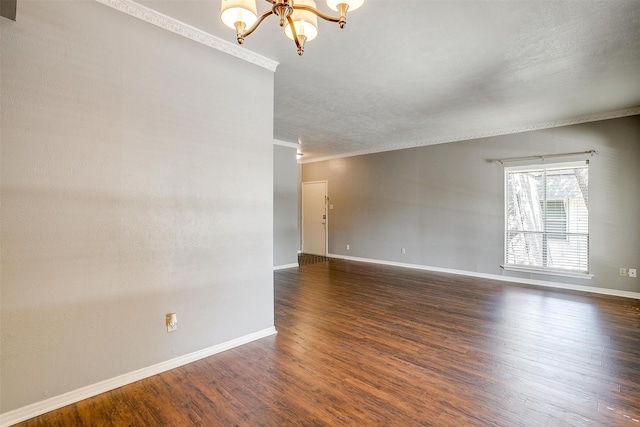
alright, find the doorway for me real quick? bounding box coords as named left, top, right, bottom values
left=302, top=181, right=328, bottom=256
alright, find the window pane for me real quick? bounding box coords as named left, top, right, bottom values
left=506, top=231, right=544, bottom=266
left=547, top=234, right=589, bottom=271
left=506, top=171, right=544, bottom=232
left=543, top=200, right=567, bottom=240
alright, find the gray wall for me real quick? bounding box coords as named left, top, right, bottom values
left=273, top=144, right=299, bottom=267
left=1, top=1, right=274, bottom=413
left=302, top=116, right=640, bottom=293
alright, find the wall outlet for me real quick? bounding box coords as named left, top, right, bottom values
left=166, top=313, right=177, bottom=332
left=346, top=244, right=350, bottom=250
left=401, top=248, right=406, bottom=254
left=619, top=268, right=627, bottom=277
left=629, top=268, right=637, bottom=278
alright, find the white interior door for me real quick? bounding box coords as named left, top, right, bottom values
left=302, top=181, right=327, bottom=256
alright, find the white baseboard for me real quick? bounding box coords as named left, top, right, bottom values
left=0, top=327, right=277, bottom=427
left=274, top=263, right=298, bottom=271
left=328, top=254, right=640, bottom=300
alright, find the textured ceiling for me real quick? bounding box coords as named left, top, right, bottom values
left=139, top=0, right=640, bottom=161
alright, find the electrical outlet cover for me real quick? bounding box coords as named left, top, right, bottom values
left=166, top=313, right=177, bottom=332
left=619, top=268, right=627, bottom=277
left=629, top=268, right=637, bottom=278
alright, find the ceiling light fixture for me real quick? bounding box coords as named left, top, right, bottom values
left=220, top=0, right=365, bottom=55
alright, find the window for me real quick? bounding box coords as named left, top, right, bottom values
left=504, top=161, right=589, bottom=276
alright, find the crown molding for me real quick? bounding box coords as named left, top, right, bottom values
left=301, top=107, right=640, bottom=164
left=273, top=140, right=299, bottom=149
left=94, top=0, right=278, bottom=72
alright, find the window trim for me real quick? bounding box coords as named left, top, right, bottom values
left=500, top=264, right=594, bottom=280
left=503, top=160, right=591, bottom=278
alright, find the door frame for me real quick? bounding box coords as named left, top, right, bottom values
left=301, top=180, right=328, bottom=256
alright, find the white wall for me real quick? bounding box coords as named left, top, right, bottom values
left=1, top=0, right=274, bottom=414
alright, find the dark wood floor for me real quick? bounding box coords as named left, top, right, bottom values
left=16, top=260, right=640, bottom=426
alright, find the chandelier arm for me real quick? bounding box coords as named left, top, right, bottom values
left=286, top=14, right=305, bottom=55
left=239, top=9, right=274, bottom=39
left=293, top=4, right=342, bottom=23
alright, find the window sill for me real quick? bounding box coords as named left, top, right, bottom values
left=501, top=265, right=593, bottom=280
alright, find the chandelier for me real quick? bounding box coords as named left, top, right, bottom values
left=220, top=0, right=365, bottom=55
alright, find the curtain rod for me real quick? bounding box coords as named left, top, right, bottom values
left=493, top=150, right=598, bottom=165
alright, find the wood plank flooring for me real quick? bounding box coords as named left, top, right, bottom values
left=15, top=260, right=640, bottom=426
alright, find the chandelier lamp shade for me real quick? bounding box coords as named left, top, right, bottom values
left=220, top=0, right=365, bottom=55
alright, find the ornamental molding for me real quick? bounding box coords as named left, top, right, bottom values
left=302, top=107, right=640, bottom=163
left=273, top=140, right=299, bottom=149
left=94, top=0, right=278, bottom=72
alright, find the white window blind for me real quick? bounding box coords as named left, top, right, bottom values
left=504, top=161, right=589, bottom=274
